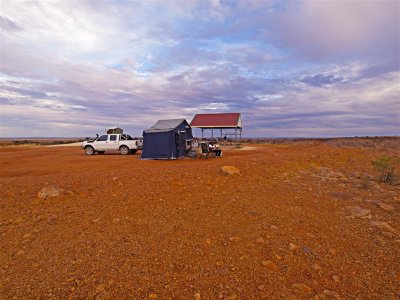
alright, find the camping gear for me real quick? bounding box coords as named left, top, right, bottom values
left=106, top=127, right=123, bottom=134
left=141, top=119, right=193, bottom=160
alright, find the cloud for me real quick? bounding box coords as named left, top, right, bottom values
left=0, top=15, right=22, bottom=31
left=264, top=1, right=400, bottom=60
left=0, top=0, right=399, bottom=137
left=301, top=74, right=344, bottom=87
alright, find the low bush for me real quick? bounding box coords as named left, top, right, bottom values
left=372, top=155, right=400, bottom=184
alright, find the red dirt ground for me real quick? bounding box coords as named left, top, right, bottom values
left=0, top=143, right=399, bottom=299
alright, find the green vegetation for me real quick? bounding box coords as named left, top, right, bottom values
left=372, top=155, right=400, bottom=184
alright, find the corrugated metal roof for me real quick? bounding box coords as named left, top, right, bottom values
left=144, top=119, right=187, bottom=133
left=190, top=113, right=241, bottom=128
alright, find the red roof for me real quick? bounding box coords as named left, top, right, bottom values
left=190, top=113, right=242, bottom=128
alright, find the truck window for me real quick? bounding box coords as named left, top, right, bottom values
left=97, top=135, right=108, bottom=141
left=110, top=135, right=117, bottom=141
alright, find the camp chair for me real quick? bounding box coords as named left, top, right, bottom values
left=200, top=142, right=215, bottom=159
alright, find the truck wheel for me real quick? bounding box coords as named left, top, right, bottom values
left=85, top=146, right=95, bottom=155
left=97, top=151, right=105, bottom=155
left=130, top=149, right=137, bottom=154
left=119, top=145, right=129, bottom=155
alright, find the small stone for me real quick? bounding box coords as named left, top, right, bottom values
left=229, top=237, right=241, bottom=242
left=47, top=215, right=57, bottom=225
left=346, top=206, right=371, bottom=218
left=218, top=293, right=224, bottom=299
left=194, top=292, right=201, bottom=300
left=226, top=293, right=238, bottom=300
left=292, top=283, right=312, bottom=295
left=112, top=218, right=121, bottom=223
left=289, top=243, right=298, bottom=251
left=313, top=264, right=322, bottom=270
left=257, top=284, right=265, bottom=291
left=329, top=249, right=336, bottom=256
left=149, top=294, right=157, bottom=299
left=32, top=198, right=42, bottom=205
left=112, top=177, right=118, bottom=181
left=16, top=250, right=25, bottom=256
left=221, top=166, right=240, bottom=175
left=377, top=203, right=394, bottom=211
left=38, top=186, right=64, bottom=199
left=370, top=221, right=395, bottom=232
left=270, top=225, right=278, bottom=230
left=332, top=275, right=340, bottom=283
left=23, top=233, right=32, bottom=239
left=14, top=216, right=24, bottom=224
left=256, top=237, right=265, bottom=244
left=323, top=289, right=341, bottom=299
left=261, top=260, right=278, bottom=270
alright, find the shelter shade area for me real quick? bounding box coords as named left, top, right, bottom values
left=190, top=113, right=242, bottom=140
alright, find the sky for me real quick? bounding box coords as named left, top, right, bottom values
left=0, top=0, right=399, bottom=138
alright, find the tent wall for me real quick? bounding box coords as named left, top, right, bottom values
left=141, top=119, right=193, bottom=160
left=142, top=131, right=175, bottom=159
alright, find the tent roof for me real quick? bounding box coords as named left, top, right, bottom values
left=144, top=119, right=188, bottom=133
left=190, top=113, right=242, bottom=128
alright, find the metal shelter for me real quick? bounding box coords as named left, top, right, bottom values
left=190, top=113, right=242, bottom=140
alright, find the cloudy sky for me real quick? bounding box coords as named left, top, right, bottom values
left=0, top=0, right=399, bottom=137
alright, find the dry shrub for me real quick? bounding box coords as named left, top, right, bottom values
left=372, top=156, right=400, bottom=184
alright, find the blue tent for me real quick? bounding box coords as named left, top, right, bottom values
left=141, top=119, right=193, bottom=160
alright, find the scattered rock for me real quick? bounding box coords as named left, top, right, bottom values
left=370, top=221, right=395, bottom=232
left=112, top=218, right=121, bottom=223
left=226, top=293, right=238, bottom=300
left=229, top=237, right=241, bottom=242
left=329, top=249, right=336, bottom=256
left=261, top=260, right=278, bottom=270
left=194, top=292, right=201, bottom=300
left=314, top=289, right=341, bottom=299
left=345, top=206, right=371, bottom=218
left=322, top=289, right=341, bottom=299
left=16, top=250, right=25, bottom=256
left=38, top=186, right=64, bottom=199
left=257, top=284, right=265, bottom=291
left=14, top=216, right=24, bottom=224
left=149, top=293, right=158, bottom=299
left=23, top=233, right=32, bottom=239
left=291, top=283, right=312, bottom=295
left=313, top=264, right=322, bottom=271
left=376, top=203, right=394, bottom=211
left=47, top=215, right=57, bottom=225
left=256, top=237, right=265, bottom=244
left=221, top=166, right=240, bottom=175
left=332, top=275, right=340, bottom=283
left=289, top=243, right=298, bottom=251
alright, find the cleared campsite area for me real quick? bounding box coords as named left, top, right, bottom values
left=0, top=140, right=399, bottom=299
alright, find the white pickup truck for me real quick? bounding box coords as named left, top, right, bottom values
left=81, top=134, right=142, bottom=155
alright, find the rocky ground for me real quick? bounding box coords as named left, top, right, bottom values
left=0, top=142, right=399, bottom=299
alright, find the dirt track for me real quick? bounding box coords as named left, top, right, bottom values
left=0, top=144, right=399, bottom=299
